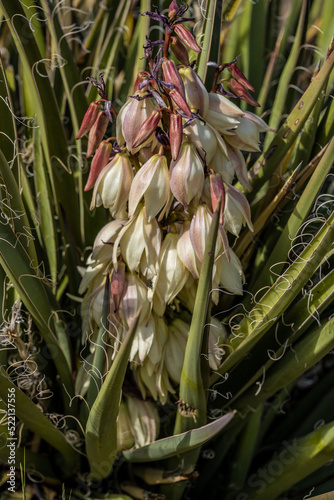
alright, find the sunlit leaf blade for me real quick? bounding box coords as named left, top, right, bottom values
left=211, top=210, right=334, bottom=383
left=0, top=0, right=81, bottom=243
left=264, top=0, right=307, bottom=147
left=249, top=42, right=334, bottom=194
left=242, top=418, right=334, bottom=500
left=123, top=412, right=235, bottom=463
left=0, top=371, right=79, bottom=475
left=85, top=308, right=141, bottom=480
left=196, top=0, right=222, bottom=90
left=250, top=136, right=334, bottom=293
left=235, top=317, right=334, bottom=410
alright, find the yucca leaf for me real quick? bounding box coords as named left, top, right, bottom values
left=0, top=371, right=79, bottom=475
left=123, top=411, right=235, bottom=463
left=264, top=0, right=308, bottom=147
left=0, top=219, right=74, bottom=405
left=242, top=418, right=334, bottom=500
left=211, top=209, right=334, bottom=383
left=234, top=317, right=334, bottom=411
left=0, top=0, right=81, bottom=244
left=249, top=41, right=334, bottom=195
left=85, top=308, right=141, bottom=480
left=250, top=136, right=334, bottom=294
left=196, top=0, right=222, bottom=89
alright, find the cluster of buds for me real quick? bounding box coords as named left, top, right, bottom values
left=77, top=0, right=269, bottom=447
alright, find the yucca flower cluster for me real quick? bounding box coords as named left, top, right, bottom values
left=77, top=0, right=269, bottom=447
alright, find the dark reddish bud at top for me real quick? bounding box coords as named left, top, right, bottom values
left=169, top=88, right=192, bottom=117
left=228, top=64, right=255, bottom=92
left=86, top=111, right=109, bottom=158
left=132, top=109, right=162, bottom=149
left=162, top=59, right=186, bottom=99
left=210, top=172, right=225, bottom=225
left=174, top=24, right=201, bottom=53
left=168, top=0, right=179, bottom=19
left=84, top=140, right=113, bottom=191
left=225, top=78, right=260, bottom=107
left=76, top=101, right=100, bottom=140
left=170, top=36, right=190, bottom=65
left=169, top=112, right=183, bottom=160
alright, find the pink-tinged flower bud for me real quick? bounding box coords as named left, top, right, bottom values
left=84, top=140, right=113, bottom=191
left=155, top=233, right=189, bottom=311
left=110, top=262, right=125, bottom=312
left=132, top=109, right=162, bottom=149
left=210, top=172, right=225, bottom=225
left=116, top=91, right=158, bottom=154
left=90, top=153, right=134, bottom=216
left=128, top=154, right=171, bottom=222
left=169, top=88, right=192, bottom=118
left=162, top=59, right=186, bottom=99
left=223, top=182, right=253, bottom=236
left=86, top=111, right=109, bottom=158
left=170, top=36, right=190, bottom=65
left=219, top=248, right=244, bottom=295
left=169, top=142, right=204, bottom=208
left=227, top=63, right=255, bottom=92
left=225, top=111, right=270, bottom=153
left=76, top=101, right=100, bottom=140
left=225, top=78, right=260, bottom=107
left=168, top=0, right=179, bottom=18
left=169, top=112, right=183, bottom=160
left=120, top=273, right=151, bottom=332
left=174, top=24, right=201, bottom=53
left=179, top=66, right=209, bottom=116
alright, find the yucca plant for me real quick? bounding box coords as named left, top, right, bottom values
left=0, top=0, right=333, bottom=499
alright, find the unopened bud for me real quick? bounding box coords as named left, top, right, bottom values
left=168, top=0, right=179, bottom=19
left=132, top=109, right=162, bottom=149
left=169, top=112, right=183, bottom=160
left=162, top=59, right=186, bottom=99
left=86, top=111, right=109, bottom=157
left=76, top=101, right=100, bottom=140
left=228, top=64, right=255, bottom=92
left=169, top=88, right=192, bottom=117
left=225, top=78, right=260, bottom=107
left=84, top=140, right=113, bottom=191
left=174, top=24, right=201, bottom=53
left=170, top=36, right=190, bottom=65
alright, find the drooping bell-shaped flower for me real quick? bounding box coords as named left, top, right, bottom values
left=223, top=182, right=253, bottom=236
left=219, top=248, right=244, bottom=295
left=164, top=318, right=188, bottom=384
left=179, top=66, right=209, bottom=116
left=90, top=153, right=134, bottom=217
left=183, top=119, right=218, bottom=163
left=225, top=111, right=270, bottom=152
left=204, top=92, right=242, bottom=135
left=169, top=141, right=204, bottom=208
left=154, top=232, right=189, bottom=315
left=128, top=154, right=171, bottom=222
left=113, top=205, right=161, bottom=280
left=117, top=91, right=158, bottom=154
left=126, top=396, right=160, bottom=448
